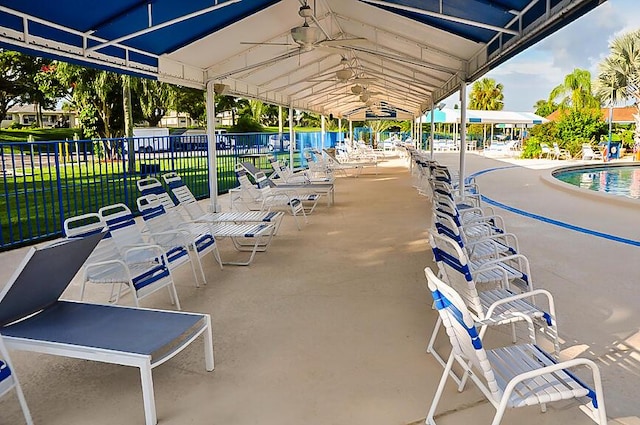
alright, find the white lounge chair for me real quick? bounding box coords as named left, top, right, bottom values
left=424, top=267, right=606, bottom=425
left=0, top=335, right=33, bottom=425
left=64, top=212, right=182, bottom=308
left=239, top=162, right=334, bottom=207
left=138, top=196, right=276, bottom=266
left=99, top=203, right=200, bottom=290
left=0, top=234, right=214, bottom=425
left=161, top=171, right=285, bottom=233
left=582, top=143, right=603, bottom=160
left=553, top=142, right=571, bottom=159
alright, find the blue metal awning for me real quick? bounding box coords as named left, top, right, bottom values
left=0, top=0, right=606, bottom=117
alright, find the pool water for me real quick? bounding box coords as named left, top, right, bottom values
left=555, top=166, right=640, bottom=199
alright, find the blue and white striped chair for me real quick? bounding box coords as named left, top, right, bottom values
left=138, top=195, right=275, bottom=267
left=161, top=172, right=285, bottom=233
left=424, top=267, right=607, bottom=425
left=426, top=232, right=559, bottom=384
left=64, top=213, right=182, bottom=309
left=0, top=335, right=33, bottom=425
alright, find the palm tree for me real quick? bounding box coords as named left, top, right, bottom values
left=533, top=99, right=558, bottom=117
left=595, top=29, right=640, bottom=146
left=468, top=78, right=504, bottom=110
left=469, top=77, right=504, bottom=144
left=549, top=68, right=600, bottom=110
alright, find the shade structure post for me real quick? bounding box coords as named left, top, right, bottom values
left=338, top=118, right=342, bottom=143
left=459, top=80, right=467, bottom=197
left=321, top=115, right=326, bottom=150
left=430, top=101, right=435, bottom=159
left=278, top=105, right=284, bottom=164
left=205, top=80, right=218, bottom=212
left=289, top=105, right=294, bottom=169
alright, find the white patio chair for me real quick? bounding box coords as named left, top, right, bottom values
left=239, top=161, right=333, bottom=208
left=136, top=177, right=177, bottom=211
left=161, top=172, right=285, bottom=233
left=540, top=142, right=553, bottom=159
left=0, top=335, right=33, bottom=425
left=426, top=233, right=559, bottom=384
left=136, top=198, right=223, bottom=280
left=64, top=212, right=182, bottom=309
left=553, top=142, right=571, bottom=159
left=230, top=167, right=309, bottom=229
left=138, top=196, right=275, bottom=266
left=98, top=203, right=199, bottom=290
left=582, top=143, right=603, bottom=160
left=424, top=267, right=607, bottom=425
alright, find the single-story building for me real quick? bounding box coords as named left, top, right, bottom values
left=1, top=104, right=78, bottom=128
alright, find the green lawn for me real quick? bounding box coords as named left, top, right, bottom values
left=0, top=128, right=79, bottom=143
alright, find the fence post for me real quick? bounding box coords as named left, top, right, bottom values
left=54, top=143, right=65, bottom=235
left=123, top=138, right=129, bottom=207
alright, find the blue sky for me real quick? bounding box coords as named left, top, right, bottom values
left=443, top=0, right=640, bottom=112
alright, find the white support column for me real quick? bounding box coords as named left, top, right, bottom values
left=411, top=116, right=415, bottom=142
left=338, top=118, right=342, bottom=143
left=418, top=114, right=423, bottom=150
left=278, top=105, right=283, bottom=151
left=205, top=80, right=218, bottom=212
left=459, top=81, right=468, bottom=197
left=289, top=105, right=294, bottom=169
left=349, top=120, right=353, bottom=143
left=430, top=102, right=436, bottom=159
left=321, top=115, right=326, bottom=150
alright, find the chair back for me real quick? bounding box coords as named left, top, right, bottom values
left=136, top=177, right=176, bottom=210
left=161, top=173, right=206, bottom=220
left=64, top=213, right=118, bottom=268
left=98, top=204, right=146, bottom=253
left=424, top=267, right=499, bottom=398
left=427, top=230, right=484, bottom=318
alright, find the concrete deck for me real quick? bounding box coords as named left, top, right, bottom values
left=1, top=152, right=639, bottom=424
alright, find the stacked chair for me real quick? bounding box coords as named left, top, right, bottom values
left=410, top=151, right=608, bottom=424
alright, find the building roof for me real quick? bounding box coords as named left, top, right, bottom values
left=419, top=108, right=547, bottom=125
left=7, top=104, right=73, bottom=114
left=546, top=106, right=638, bottom=123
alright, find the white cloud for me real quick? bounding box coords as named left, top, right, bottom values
left=463, top=0, right=640, bottom=111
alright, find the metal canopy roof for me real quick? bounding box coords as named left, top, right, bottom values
left=0, top=0, right=606, bottom=120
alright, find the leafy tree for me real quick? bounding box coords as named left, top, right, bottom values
left=533, top=99, right=558, bottom=117
left=549, top=68, right=600, bottom=110
left=131, top=78, right=175, bottom=127
left=232, top=115, right=262, bottom=132
left=595, top=29, right=640, bottom=148
left=216, top=95, right=246, bottom=126
left=174, top=87, right=205, bottom=125
left=468, top=78, right=504, bottom=110
left=555, top=108, right=608, bottom=155
left=0, top=50, right=55, bottom=124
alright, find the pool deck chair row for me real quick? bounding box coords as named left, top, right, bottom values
left=0, top=233, right=214, bottom=425
left=424, top=267, right=607, bottom=425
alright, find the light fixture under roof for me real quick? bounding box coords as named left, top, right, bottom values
left=336, top=68, right=353, bottom=81
left=291, top=23, right=322, bottom=45
left=351, top=84, right=363, bottom=95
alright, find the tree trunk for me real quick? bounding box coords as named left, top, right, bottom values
left=122, top=75, right=135, bottom=171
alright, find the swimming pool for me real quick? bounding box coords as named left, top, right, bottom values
left=554, top=165, right=640, bottom=199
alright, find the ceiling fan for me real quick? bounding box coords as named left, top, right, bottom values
left=309, top=57, right=377, bottom=84
left=240, top=3, right=367, bottom=52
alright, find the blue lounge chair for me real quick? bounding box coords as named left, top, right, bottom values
left=0, top=233, right=214, bottom=425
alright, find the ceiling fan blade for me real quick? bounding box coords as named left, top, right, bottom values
left=352, top=77, right=377, bottom=83
left=319, top=38, right=368, bottom=47
left=240, top=42, right=295, bottom=46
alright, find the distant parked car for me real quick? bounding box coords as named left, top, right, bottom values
left=268, top=134, right=291, bottom=151
left=179, top=129, right=235, bottom=151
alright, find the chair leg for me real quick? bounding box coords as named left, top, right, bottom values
left=426, top=353, right=456, bottom=425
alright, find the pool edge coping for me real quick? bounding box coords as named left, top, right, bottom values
left=540, top=161, right=640, bottom=210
